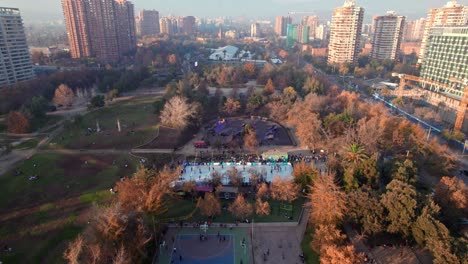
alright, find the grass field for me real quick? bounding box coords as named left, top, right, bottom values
left=301, top=228, right=320, bottom=264
left=50, top=96, right=160, bottom=149
left=13, top=138, right=39, bottom=150
left=159, top=197, right=306, bottom=223
left=0, top=153, right=139, bottom=263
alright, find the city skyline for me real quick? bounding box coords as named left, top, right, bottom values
left=0, top=0, right=462, bottom=23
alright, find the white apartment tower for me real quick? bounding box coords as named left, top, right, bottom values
left=0, top=7, right=34, bottom=86
left=419, top=1, right=468, bottom=64
left=371, top=11, right=405, bottom=61
left=251, top=23, right=260, bottom=38
left=327, top=0, right=364, bottom=65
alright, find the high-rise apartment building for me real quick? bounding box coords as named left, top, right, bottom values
left=286, top=24, right=309, bottom=47
left=420, top=26, right=467, bottom=95
left=136, top=10, right=159, bottom=36
left=315, top=24, right=328, bottom=40
left=0, top=7, right=34, bottom=86
left=251, top=23, right=260, bottom=37
left=362, top=24, right=373, bottom=35
left=327, top=0, right=364, bottom=65
left=403, top=18, right=426, bottom=42
left=301, top=16, right=319, bottom=40
left=114, top=0, right=136, bottom=55
left=61, top=0, right=92, bottom=58
left=88, top=0, right=120, bottom=63
left=182, top=16, right=196, bottom=35
left=61, top=0, right=136, bottom=63
left=275, top=16, right=292, bottom=36
left=370, top=11, right=405, bottom=61
left=419, top=1, right=468, bottom=64
left=160, top=17, right=173, bottom=35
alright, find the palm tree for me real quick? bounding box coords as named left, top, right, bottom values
left=343, top=143, right=368, bottom=165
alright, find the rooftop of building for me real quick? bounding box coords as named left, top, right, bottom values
left=0, top=7, right=20, bottom=15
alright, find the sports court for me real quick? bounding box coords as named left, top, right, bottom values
left=179, top=162, right=293, bottom=185
left=158, top=227, right=250, bottom=264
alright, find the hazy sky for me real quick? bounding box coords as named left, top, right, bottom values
left=1, top=0, right=466, bottom=23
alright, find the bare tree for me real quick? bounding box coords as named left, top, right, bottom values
left=53, top=84, right=74, bottom=106
left=160, top=96, right=198, bottom=130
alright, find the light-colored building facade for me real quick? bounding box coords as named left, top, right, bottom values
left=0, top=7, right=34, bottom=86
left=301, top=16, right=319, bottom=40
left=420, top=26, right=468, bottom=95
left=370, top=11, right=405, bottom=61
left=315, top=24, right=328, bottom=40
left=160, top=17, right=173, bottom=35
left=403, top=18, right=426, bottom=42
left=419, top=1, right=468, bottom=64
left=251, top=23, right=260, bottom=38
left=327, top=0, right=364, bottom=65
left=275, top=16, right=291, bottom=36
left=136, top=10, right=159, bottom=36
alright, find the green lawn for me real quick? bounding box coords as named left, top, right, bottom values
left=0, top=153, right=138, bottom=211
left=13, top=138, right=39, bottom=150
left=301, top=228, right=320, bottom=264
left=50, top=96, right=160, bottom=149
left=0, top=153, right=139, bottom=263
left=159, top=197, right=306, bottom=223
left=30, top=115, right=63, bottom=133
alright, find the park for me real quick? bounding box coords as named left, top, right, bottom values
left=0, top=38, right=466, bottom=264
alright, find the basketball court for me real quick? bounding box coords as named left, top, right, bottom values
left=158, top=226, right=250, bottom=264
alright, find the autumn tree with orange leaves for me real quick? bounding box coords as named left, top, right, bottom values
left=320, top=245, right=363, bottom=264
left=264, top=78, right=275, bottom=95
left=6, top=111, right=29, bottom=133
left=228, top=195, right=253, bottom=219
left=270, top=176, right=300, bottom=202
left=256, top=182, right=269, bottom=199
left=53, top=84, right=74, bottom=107
left=434, top=176, right=468, bottom=224
left=307, top=174, right=347, bottom=225
left=243, top=129, right=259, bottom=153
left=293, top=161, right=318, bottom=192
left=255, top=198, right=271, bottom=215
left=223, top=98, right=241, bottom=116
left=197, top=192, right=221, bottom=218
left=63, top=203, right=152, bottom=264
